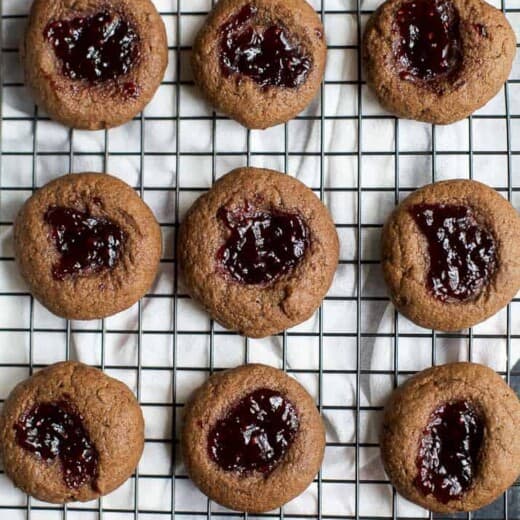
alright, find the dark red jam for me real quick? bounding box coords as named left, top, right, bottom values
left=122, top=81, right=140, bottom=98
left=44, top=11, right=139, bottom=84
left=410, top=204, right=496, bottom=302
left=208, top=388, right=299, bottom=474
left=45, top=206, right=125, bottom=281
left=14, top=400, right=99, bottom=490
left=394, top=0, right=462, bottom=84
left=217, top=204, right=309, bottom=285
left=219, top=4, right=312, bottom=89
left=414, top=401, right=484, bottom=503
left=473, top=23, right=488, bottom=37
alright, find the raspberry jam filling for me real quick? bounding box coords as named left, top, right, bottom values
left=219, top=4, right=312, bottom=88
left=394, top=0, right=462, bottom=84
left=409, top=203, right=497, bottom=302
left=45, top=206, right=126, bottom=280
left=208, top=388, right=299, bottom=474
left=217, top=204, right=309, bottom=285
left=15, top=400, right=99, bottom=490
left=44, top=11, right=139, bottom=84
left=414, top=401, right=484, bottom=502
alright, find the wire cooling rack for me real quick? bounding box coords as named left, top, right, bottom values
left=0, top=0, right=519, bottom=518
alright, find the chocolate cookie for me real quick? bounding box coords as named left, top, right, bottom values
left=381, top=179, right=520, bottom=331
left=381, top=362, right=520, bottom=512
left=191, top=0, right=327, bottom=129
left=0, top=361, right=144, bottom=503
left=363, top=0, right=516, bottom=124
left=13, top=172, right=162, bottom=320
left=23, top=0, right=168, bottom=129
left=182, top=364, right=325, bottom=512
left=178, top=167, right=339, bottom=338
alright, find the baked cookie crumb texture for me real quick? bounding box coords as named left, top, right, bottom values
left=178, top=167, right=339, bottom=337
left=182, top=364, right=326, bottom=512
left=191, top=0, right=327, bottom=129
left=0, top=361, right=144, bottom=503
left=23, top=0, right=168, bottom=129
left=381, top=362, right=520, bottom=512
left=13, top=172, right=162, bottom=320
left=363, top=0, right=516, bottom=124
left=381, top=179, right=520, bottom=330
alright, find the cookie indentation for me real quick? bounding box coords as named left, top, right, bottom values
left=217, top=204, right=309, bottom=285
left=409, top=203, right=496, bottom=301
left=45, top=206, right=126, bottom=280
left=45, top=11, right=140, bottom=84
left=14, top=400, right=99, bottom=490
left=219, top=4, right=312, bottom=88
left=415, top=401, right=484, bottom=502
left=208, top=388, right=299, bottom=474
left=394, top=0, right=462, bottom=85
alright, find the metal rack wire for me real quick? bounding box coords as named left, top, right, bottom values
left=0, top=0, right=519, bottom=518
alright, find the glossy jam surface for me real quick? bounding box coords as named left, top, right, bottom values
left=394, top=0, right=462, bottom=83
left=44, top=11, right=139, bottom=84
left=219, top=4, right=312, bottom=88
left=474, top=23, right=488, bottom=37
left=414, top=401, right=484, bottom=503
left=45, top=206, right=125, bottom=280
left=208, top=388, right=299, bottom=474
left=15, top=400, right=99, bottom=489
left=217, top=204, right=309, bottom=285
left=410, top=204, right=496, bottom=301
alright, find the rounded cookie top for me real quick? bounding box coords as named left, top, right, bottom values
left=0, top=361, right=144, bottom=503
left=363, top=0, right=516, bottom=124
left=381, top=362, right=520, bottom=512
left=178, top=167, right=339, bottom=338
left=381, top=179, right=520, bottom=331
left=13, top=172, right=162, bottom=320
left=182, top=363, right=325, bottom=513
left=191, top=0, right=327, bottom=129
left=23, top=0, right=168, bottom=129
